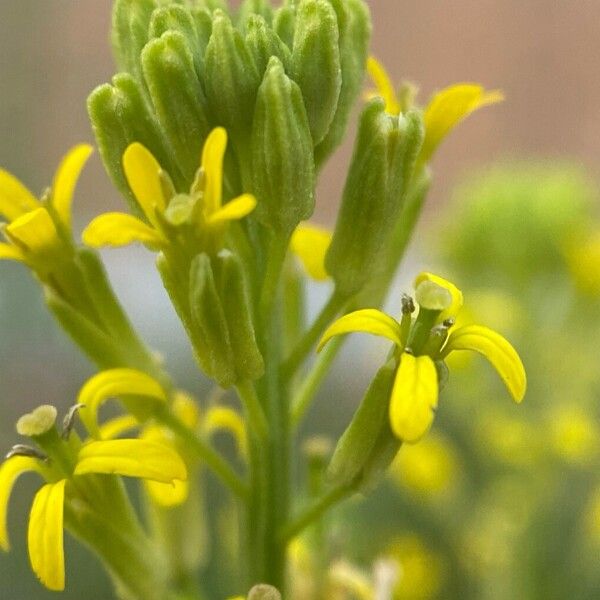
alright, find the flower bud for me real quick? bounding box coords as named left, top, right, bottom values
left=291, top=0, right=341, bottom=145
left=248, top=584, right=282, bottom=600
left=245, top=14, right=292, bottom=76
left=238, top=0, right=274, bottom=28
left=142, top=31, right=211, bottom=183
left=251, top=57, right=315, bottom=236
left=272, top=5, right=295, bottom=48
left=327, top=360, right=398, bottom=488
left=314, top=0, right=371, bottom=166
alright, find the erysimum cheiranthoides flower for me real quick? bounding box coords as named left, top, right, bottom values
left=319, top=273, right=526, bottom=443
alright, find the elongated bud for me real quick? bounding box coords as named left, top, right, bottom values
left=111, top=0, right=157, bottom=79
left=197, top=0, right=228, bottom=10
left=291, top=0, right=341, bottom=144
left=252, top=57, right=315, bottom=236
left=245, top=14, right=292, bottom=76
left=325, top=100, right=424, bottom=297
left=238, top=0, right=274, bottom=28
left=327, top=360, right=397, bottom=488
left=142, top=32, right=211, bottom=183
left=314, top=0, right=371, bottom=166
left=87, top=74, right=180, bottom=211
left=272, top=5, right=295, bottom=48
left=204, top=11, right=260, bottom=142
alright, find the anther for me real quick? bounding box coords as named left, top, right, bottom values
left=443, top=318, right=456, bottom=328
left=5, top=444, right=48, bottom=461
left=401, top=294, right=415, bottom=314
left=62, top=404, right=85, bottom=439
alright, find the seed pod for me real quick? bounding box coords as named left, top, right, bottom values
left=142, top=32, right=211, bottom=183
left=315, top=0, right=371, bottom=166
left=245, top=14, right=292, bottom=76
left=238, top=0, right=274, bottom=28
left=327, top=360, right=397, bottom=488
left=291, top=0, right=341, bottom=145
left=252, top=57, right=315, bottom=236
left=87, top=73, right=181, bottom=212
left=204, top=10, right=261, bottom=142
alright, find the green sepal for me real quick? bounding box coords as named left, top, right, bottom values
left=272, top=5, right=295, bottom=49
left=327, top=360, right=397, bottom=488
left=111, top=0, right=157, bottom=79
left=142, top=31, right=211, bottom=184
left=357, top=417, right=401, bottom=492
left=314, top=0, right=371, bottom=167
left=189, top=253, right=236, bottom=387
left=238, top=0, right=274, bottom=28
left=87, top=73, right=182, bottom=213
left=291, top=0, right=341, bottom=145
left=204, top=11, right=261, bottom=144
left=245, top=14, right=292, bottom=77
left=251, top=56, right=315, bottom=236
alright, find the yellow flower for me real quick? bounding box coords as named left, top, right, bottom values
left=366, top=56, right=503, bottom=163
left=319, top=273, right=526, bottom=443
left=83, top=127, right=256, bottom=254
left=562, top=230, right=600, bottom=296
left=0, top=144, right=92, bottom=270
left=290, top=222, right=332, bottom=281
left=0, top=405, right=186, bottom=591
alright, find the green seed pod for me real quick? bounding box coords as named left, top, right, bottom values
left=251, top=57, right=315, bottom=236
left=87, top=73, right=181, bottom=212
left=189, top=253, right=236, bottom=387
left=238, top=0, right=274, bottom=28
left=291, top=0, right=341, bottom=145
left=214, top=250, right=264, bottom=381
left=314, top=0, right=371, bottom=166
left=204, top=10, right=261, bottom=142
left=142, top=31, right=211, bottom=183
left=327, top=360, right=397, bottom=488
left=272, top=5, right=295, bottom=49
left=245, top=14, right=292, bottom=76
left=111, top=0, right=157, bottom=79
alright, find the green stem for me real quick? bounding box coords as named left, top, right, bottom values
left=279, top=483, right=354, bottom=543
left=157, top=408, right=249, bottom=501
left=236, top=379, right=269, bottom=441
left=291, top=336, right=344, bottom=427
left=259, top=233, right=289, bottom=328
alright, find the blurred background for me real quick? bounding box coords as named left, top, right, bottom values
left=1, top=1, right=599, bottom=598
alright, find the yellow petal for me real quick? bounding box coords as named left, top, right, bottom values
left=318, top=309, right=402, bottom=352
left=389, top=353, right=438, bottom=443
left=4, top=208, right=63, bottom=259
left=414, top=272, right=463, bottom=321
left=0, top=242, right=24, bottom=262
left=290, top=223, right=332, bottom=281
left=420, top=84, right=504, bottom=162
left=145, top=478, right=189, bottom=508
left=201, top=127, right=227, bottom=214
left=366, top=56, right=401, bottom=116
left=28, top=480, right=66, bottom=591
left=206, top=193, right=256, bottom=225
left=1, top=457, right=46, bottom=551
left=203, top=406, right=248, bottom=460
left=82, top=213, right=166, bottom=250
left=443, top=324, right=526, bottom=402
left=75, top=439, right=187, bottom=483
left=0, top=168, right=39, bottom=221
left=52, top=144, right=93, bottom=229
left=77, top=368, right=168, bottom=439
left=97, top=415, right=140, bottom=440
left=122, top=143, right=166, bottom=222
left=172, top=392, right=200, bottom=429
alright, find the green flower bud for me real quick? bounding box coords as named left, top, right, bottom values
left=88, top=73, right=181, bottom=212
left=325, top=100, right=424, bottom=297
left=204, top=11, right=261, bottom=143
left=238, top=0, right=274, bottom=28
left=314, top=0, right=371, bottom=166
left=327, top=360, right=397, bottom=488
left=252, top=57, right=315, bottom=236
left=196, top=0, right=228, bottom=11
left=291, top=0, right=341, bottom=145
left=248, top=584, right=282, bottom=600
left=142, top=31, right=211, bottom=183
left=190, top=8, right=214, bottom=60
left=272, top=5, right=295, bottom=49
left=245, top=14, right=292, bottom=76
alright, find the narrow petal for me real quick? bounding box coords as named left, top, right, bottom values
left=0, top=169, right=39, bottom=221
left=318, top=309, right=403, bottom=352
left=420, top=84, right=504, bottom=162
left=290, top=223, right=332, bottom=281
left=5, top=208, right=62, bottom=259
left=366, top=56, right=401, bottom=116
left=389, top=353, right=438, bottom=443
left=203, top=406, right=248, bottom=459
left=82, top=213, right=166, bottom=250
left=414, top=272, right=463, bottom=321
left=0, top=242, right=24, bottom=262
left=1, top=457, right=46, bottom=551
left=443, top=325, right=526, bottom=402
left=206, top=193, right=256, bottom=225
left=97, top=415, right=140, bottom=440
left=28, top=480, right=66, bottom=591
left=52, top=144, right=93, bottom=229
left=122, top=143, right=166, bottom=221
left=201, top=127, right=227, bottom=214
left=75, top=439, right=187, bottom=483
left=77, top=368, right=168, bottom=439
left=145, top=478, right=189, bottom=508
